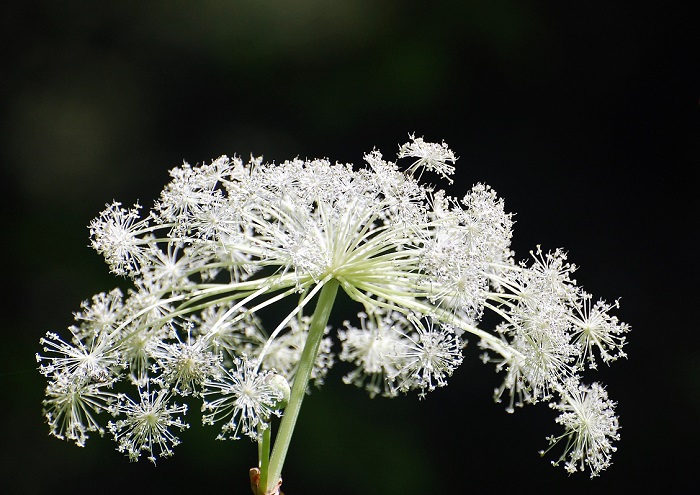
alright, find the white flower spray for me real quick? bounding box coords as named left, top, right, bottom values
left=37, top=135, right=629, bottom=494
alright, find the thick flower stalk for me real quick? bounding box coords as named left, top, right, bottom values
left=37, top=135, right=629, bottom=493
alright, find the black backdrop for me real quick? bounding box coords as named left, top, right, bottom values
left=1, top=1, right=698, bottom=494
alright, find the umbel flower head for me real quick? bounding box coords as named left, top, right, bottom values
left=37, top=135, right=629, bottom=480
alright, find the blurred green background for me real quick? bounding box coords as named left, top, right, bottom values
left=1, top=1, right=698, bottom=493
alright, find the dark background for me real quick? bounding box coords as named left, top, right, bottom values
left=2, top=1, right=698, bottom=493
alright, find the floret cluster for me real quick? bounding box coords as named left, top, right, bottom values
left=37, top=136, right=628, bottom=476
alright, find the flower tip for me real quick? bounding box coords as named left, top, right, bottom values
left=397, top=133, right=457, bottom=183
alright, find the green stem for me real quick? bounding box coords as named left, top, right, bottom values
left=262, top=278, right=340, bottom=494
left=258, top=425, right=271, bottom=491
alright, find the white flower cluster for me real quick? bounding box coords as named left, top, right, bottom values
left=37, top=135, right=629, bottom=476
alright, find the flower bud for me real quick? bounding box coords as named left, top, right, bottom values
left=266, top=373, right=291, bottom=410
